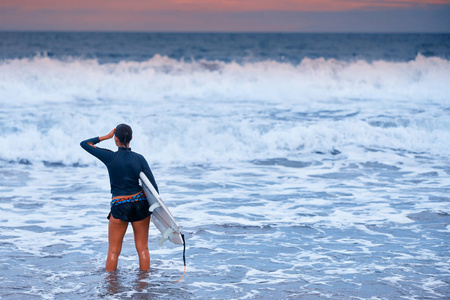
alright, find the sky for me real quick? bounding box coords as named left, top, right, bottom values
left=0, top=0, right=449, bottom=32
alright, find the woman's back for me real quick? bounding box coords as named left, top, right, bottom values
left=80, top=139, right=158, bottom=197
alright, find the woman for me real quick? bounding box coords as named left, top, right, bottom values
left=80, top=124, right=159, bottom=272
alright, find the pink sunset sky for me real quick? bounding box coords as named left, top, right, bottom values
left=0, top=0, right=449, bottom=32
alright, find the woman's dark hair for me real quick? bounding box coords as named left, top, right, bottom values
left=115, top=124, right=132, bottom=147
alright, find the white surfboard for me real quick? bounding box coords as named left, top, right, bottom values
left=139, top=172, right=184, bottom=246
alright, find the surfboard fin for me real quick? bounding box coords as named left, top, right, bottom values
left=159, top=227, right=175, bottom=246
left=149, top=202, right=161, bottom=212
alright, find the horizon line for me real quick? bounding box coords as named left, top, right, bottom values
left=1, top=30, right=449, bottom=34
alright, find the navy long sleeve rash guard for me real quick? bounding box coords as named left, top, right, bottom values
left=80, top=137, right=159, bottom=197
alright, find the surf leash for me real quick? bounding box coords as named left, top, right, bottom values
left=174, top=233, right=186, bottom=283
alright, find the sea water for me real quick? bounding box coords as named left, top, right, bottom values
left=0, top=33, right=449, bottom=299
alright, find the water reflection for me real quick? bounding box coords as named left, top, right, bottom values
left=134, top=270, right=151, bottom=293
left=102, top=269, right=188, bottom=298
left=104, top=270, right=151, bottom=295
left=104, top=271, right=125, bottom=296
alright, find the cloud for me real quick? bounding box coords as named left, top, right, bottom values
left=1, top=0, right=449, bottom=13
left=0, top=1, right=448, bottom=32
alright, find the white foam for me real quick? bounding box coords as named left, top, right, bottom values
left=1, top=54, right=449, bottom=165
left=420, top=277, right=447, bottom=298
left=0, top=107, right=449, bottom=166
left=1, top=54, right=449, bottom=105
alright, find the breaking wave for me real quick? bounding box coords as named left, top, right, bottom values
left=0, top=54, right=449, bottom=165
left=1, top=53, right=449, bottom=104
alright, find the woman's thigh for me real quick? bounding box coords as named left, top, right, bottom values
left=131, top=216, right=150, bottom=250
left=108, top=215, right=129, bottom=250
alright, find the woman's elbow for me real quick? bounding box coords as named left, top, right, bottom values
left=80, top=141, right=92, bottom=150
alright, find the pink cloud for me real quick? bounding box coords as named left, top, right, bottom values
left=1, top=0, right=448, bottom=13
left=0, top=0, right=448, bottom=31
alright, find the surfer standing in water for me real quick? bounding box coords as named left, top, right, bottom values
left=80, top=124, right=159, bottom=272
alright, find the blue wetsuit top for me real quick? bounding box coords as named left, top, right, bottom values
left=80, top=137, right=159, bottom=198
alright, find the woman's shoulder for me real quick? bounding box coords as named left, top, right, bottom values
left=131, top=150, right=146, bottom=160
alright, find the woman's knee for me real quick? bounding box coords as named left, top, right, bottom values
left=108, top=246, right=122, bottom=257
left=135, top=242, right=149, bottom=253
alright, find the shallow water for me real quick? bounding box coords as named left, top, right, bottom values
left=1, top=149, right=449, bottom=299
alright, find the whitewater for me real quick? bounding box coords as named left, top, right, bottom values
left=0, top=33, right=449, bottom=299
left=1, top=53, right=449, bottom=164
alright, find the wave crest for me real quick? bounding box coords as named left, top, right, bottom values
left=1, top=54, right=449, bottom=104
left=1, top=54, right=449, bottom=165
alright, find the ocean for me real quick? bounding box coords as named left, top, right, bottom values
left=0, top=32, right=449, bottom=299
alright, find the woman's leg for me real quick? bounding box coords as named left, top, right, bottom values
left=105, top=215, right=129, bottom=272
left=131, top=216, right=150, bottom=271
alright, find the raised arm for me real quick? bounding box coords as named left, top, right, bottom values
left=80, top=129, right=116, bottom=164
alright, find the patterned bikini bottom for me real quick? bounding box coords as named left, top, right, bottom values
left=110, top=191, right=146, bottom=207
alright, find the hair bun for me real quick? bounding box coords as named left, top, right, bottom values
left=115, top=123, right=132, bottom=145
